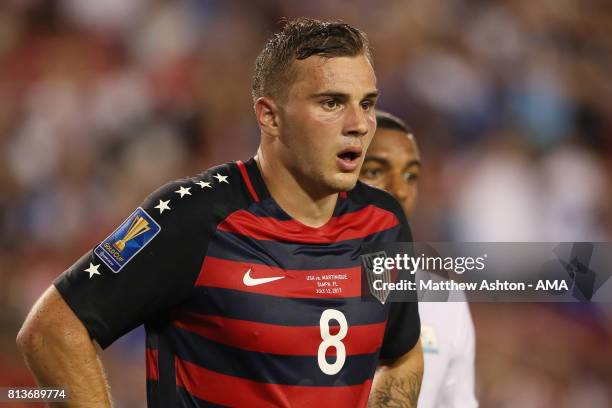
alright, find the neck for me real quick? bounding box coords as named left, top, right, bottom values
left=255, top=148, right=338, bottom=228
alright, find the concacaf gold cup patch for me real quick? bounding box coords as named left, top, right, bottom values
left=94, top=208, right=161, bottom=273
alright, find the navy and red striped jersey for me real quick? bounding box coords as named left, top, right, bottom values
left=55, top=158, right=420, bottom=407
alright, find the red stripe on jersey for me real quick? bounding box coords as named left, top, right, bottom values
left=175, top=358, right=373, bottom=407
left=217, top=205, right=398, bottom=243
left=197, top=256, right=361, bottom=298
left=237, top=160, right=260, bottom=202
left=146, top=348, right=159, bottom=380
left=173, top=313, right=385, bottom=356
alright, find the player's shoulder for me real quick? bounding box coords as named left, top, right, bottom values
left=349, top=180, right=405, bottom=217
left=141, top=161, right=250, bottom=225
left=420, top=296, right=472, bottom=331
left=349, top=181, right=412, bottom=240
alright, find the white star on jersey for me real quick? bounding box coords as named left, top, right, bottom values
left=175, top=186, right=192, bottom=198
left=214, top=173, right=228, bottom=183
left=196, top=181, right=212, bottom=189
left=155, top=199, right=171, bottom=214
left=84, top=262, right=101, bottom=278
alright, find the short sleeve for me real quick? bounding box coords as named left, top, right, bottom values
left=442, top=301, right=478, bottom=407
left=54, top=180, right=211, bottom=348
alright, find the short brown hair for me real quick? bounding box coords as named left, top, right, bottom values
left=252, top=17, right=372, bottom=102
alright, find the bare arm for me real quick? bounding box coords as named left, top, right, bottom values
left=369, top=339, right=424, bottom=408
left=16, top=286, right=112, bottom=408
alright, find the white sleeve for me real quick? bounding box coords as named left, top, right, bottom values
left=439, top=301, right=479, bottom=408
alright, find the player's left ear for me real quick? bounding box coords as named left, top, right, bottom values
left=254, top=97, right=281, bottom=138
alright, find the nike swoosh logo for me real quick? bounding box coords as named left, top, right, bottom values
left=243, top=269, right=285, bottom=286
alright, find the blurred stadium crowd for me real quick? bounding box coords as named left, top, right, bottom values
left=0, top=0, right=611, bottom=407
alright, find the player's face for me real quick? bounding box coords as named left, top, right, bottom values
left=277, top=54, right=378, bottom=195
left=360, top=128, right=421, bottom=217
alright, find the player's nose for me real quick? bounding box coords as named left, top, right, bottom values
left=343, top=103, right=369, bottom=137
left=391, top=174, right=409, bottom=201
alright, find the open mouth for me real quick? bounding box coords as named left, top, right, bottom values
left=337, top=151, right=360, bottom=161
left=336, top=147, right=363, bottom=171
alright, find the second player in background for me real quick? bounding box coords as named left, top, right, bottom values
left=361, top=111, right=479, bottom=408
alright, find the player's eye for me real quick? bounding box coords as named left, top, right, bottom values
left=361, top=167, right=384, bottom=179
left=322, top=99, right=340, bottom=110
left=360, top=100, right=374, bottom=111
left=404, top=172, right=419, bottom=183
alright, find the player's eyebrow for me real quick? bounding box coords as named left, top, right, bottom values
left=405, top=159, right=421, bottom=168
left=311, top=90, right=379, bottom=100
left=363, top=156, right=390, bottom=166
left=362, top=91, right=379, bottom=100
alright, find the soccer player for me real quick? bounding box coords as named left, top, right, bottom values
left=360, top=111, right=478, bottom=408
left=17, top=19, right=422, bottom=407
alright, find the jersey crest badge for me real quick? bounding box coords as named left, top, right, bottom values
left=94, top=207, right=161, bottom=273
left=361, top=250, right=392, bottom=304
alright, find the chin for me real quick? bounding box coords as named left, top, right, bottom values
left=328, top=173, right=359, bottom=192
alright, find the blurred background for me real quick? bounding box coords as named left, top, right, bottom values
left=0, top=0, right=611, bottom=406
